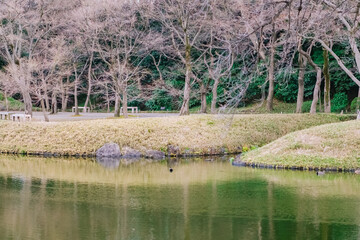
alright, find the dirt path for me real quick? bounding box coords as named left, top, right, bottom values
left=9, top=111, right=180, bottom=122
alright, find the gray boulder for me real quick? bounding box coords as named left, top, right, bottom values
left=122, top=147, right=142, bottom=158
left=145, top=150, right=165, bottom=160
left=96, top=143, right=122, bottom=158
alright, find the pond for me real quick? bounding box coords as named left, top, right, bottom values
left=0, top=156, right=360, bottom=240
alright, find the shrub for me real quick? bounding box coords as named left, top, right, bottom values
left=350, top=97, right=360, bottom=112
left=331, top=92, right=348, bottom=112
left=302, top=101, right=313, bottom=113
left=145, top=89, right=173, bottom=110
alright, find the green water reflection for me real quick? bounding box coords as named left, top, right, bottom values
left=0, top=156, right=360, bottom=239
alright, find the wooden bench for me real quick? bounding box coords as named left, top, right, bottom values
left=0, top=112, right=13, bottom=120
left=11, top=114, right=32, bottom=122
left=72, top=107, right=90, bottom=113
left=120, top=107, right=138, bottom=114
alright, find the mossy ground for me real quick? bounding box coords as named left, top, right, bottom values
left=243, top=120, right=360, bottom=169
left=0, top=114, right=352, bottom=156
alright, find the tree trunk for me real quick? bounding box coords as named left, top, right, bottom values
left=43, top=79, right=50, bottom=112
left=179, top=40, right=191, bottom=116
left=23, top=91, right=33, bottom=116
left=40, top=98, right=49, bottom=122
left=122, top=89, right=128, bottom=118
left=105, top=84, right=110, bottom=113
left=296, top=55, right=306, bottom=113
left=61, top=76, right=70, bottom=112
left=200, top=82, right=207, bottom=113
left=51, top=91, right=57, bottom=114
left=83, top=51, right=94, bottom=113
left=260, top=80, right=268, bottom=106
left=73, top=65, right=79, bottom=116
left=179, top=71, right=191, bottom=116
left=298, top=47, right=322, bottom=114
left=310, top=68, right=322, bottom=114
left=44, top=92, right=50, bottom=112
left=74, top=79, right=79, bottom=115
left=266, top=38, right=276, bottom=111
left=114, top=94, right=120, bottom=117
left=4, top=91, right=9, bottom=111
left=61, top=80, right=65, bottom=111
left=318, top=88, right=322, bottom=112
left=211, top=78, right=219, bottom=114
left=357, top=87, right=360, bottom=111
left=74, top=80, right=80, bottom=116
left=151, top=54, right=164, bottom=84
left=323, top=47, right=331, bottom=113
left=64, top=93, right=69, bottom=112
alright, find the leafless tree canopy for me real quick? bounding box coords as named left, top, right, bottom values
left=0, top=0, right=359, bottom=118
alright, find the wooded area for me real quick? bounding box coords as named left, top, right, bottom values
left=0, top=0, right=359, bottom=119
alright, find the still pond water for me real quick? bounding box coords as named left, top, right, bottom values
left=0, top=156, right=360, bottom=240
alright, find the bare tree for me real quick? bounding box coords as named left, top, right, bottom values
left=95, top=1, right=147, bottom=118
left=315, top=1, right=360, bottom=89
left=151, top=0, right=210, bottom=115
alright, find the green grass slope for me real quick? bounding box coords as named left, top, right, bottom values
left=243, top=120, right=360, bottom=169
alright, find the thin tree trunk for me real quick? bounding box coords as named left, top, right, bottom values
left=83, top=51, right=94, bottom=113
left=44, top=87, right=50, bottom=112
left=114, top=94, right=120, bottom=117
left=151, top=54, right=164, bottom=84
left=296, top=55, right=306, bottom=113
left=64, top=93, right=69, bottom=112
left=211, top=79, right=219, bottom=114
left=298, top=48, right=322, bottom=114
left=318, top=88, right=322, bottom=112
left=23, top=91, right=33, bottom=116
left=260, top=80, right=268, bottom=106
left=357, top=87, right=360, bottom=111
left=105, top=84, right=110, bottom=113
left=74, top=79, right=79, bottom=115
left=51, top=91, right=57, bottom=114
left=266, top=39, right=276, bottom=111
left=40, top=98, right=49, bottom=122
left=179, top=40, right=191, bottom=116
left=310, top=69, right=322, bottom=114
left=60, top=80, right=65, bottom=111
left=200, top=82, right=207, bottom=113
left=73, top=65, right=79, bottom=116
left=62, top=76, right=70, bottom=112
left=4, top=91, right=9, bottom=111
left=323, top=47, right=331, bottom=113
left=42, top=77, right=50, bottom=112
left=122, top=89, right=128, bottom=118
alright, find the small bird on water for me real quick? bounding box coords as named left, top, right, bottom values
left=316, top=171, right=325, bottom=176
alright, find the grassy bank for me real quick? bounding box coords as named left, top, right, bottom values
left=0, top=93, right=25, bottom=111
left=0, top=114, right=353, bottom=156
left=242, top=120, right=360, bottom=169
